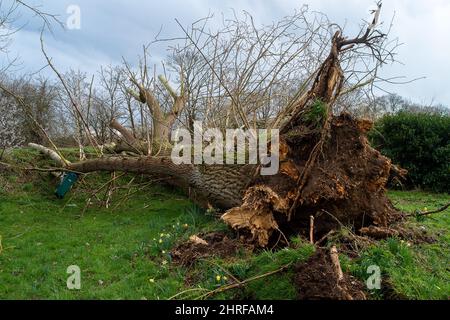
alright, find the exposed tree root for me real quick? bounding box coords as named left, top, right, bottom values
left=359, top=226, right=400, bottom=239
left=222, top=113, right=403, bottom=246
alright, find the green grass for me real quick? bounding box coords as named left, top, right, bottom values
left=0, top=150, right=221, bottom=299
left=0, top=169, right=314, bottom=300
left=389, top=190, right=450, bottom=243
left=349, top=238, right=449, bottom=299
left=0, top=149, right=448, bottom=300
left=0, top=184, right=220, bottom=299
left=345, top=190, right=449, bottom=300
left=0, top=148, right=314, bottom=300
left=180, top=239, right=315, bottom=300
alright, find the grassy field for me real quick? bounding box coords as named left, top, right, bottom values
left=348, top=190, right=450, bottom=299
left=0, top=149, right=448, bottom=300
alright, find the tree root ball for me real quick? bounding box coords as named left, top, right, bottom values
left=222, top=113, right=404, bottom=247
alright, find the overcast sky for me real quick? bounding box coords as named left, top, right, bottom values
left=5, top=0, right=450, bottom=106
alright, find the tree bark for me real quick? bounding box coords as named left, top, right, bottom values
left=67, top=157, right=255, bottom=209
left=126, top=74, right=185, bottom=147
left=109, top=119, right=147, bottom=154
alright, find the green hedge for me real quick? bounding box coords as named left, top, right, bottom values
left=370, top=111, right=449, bottom=193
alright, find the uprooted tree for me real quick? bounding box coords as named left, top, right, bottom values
left=28, top=3, right=407, bottom=247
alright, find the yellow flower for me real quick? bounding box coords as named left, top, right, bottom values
left=216, top=275, right=221, bottom=282
left=183, top=224, right=189, bottom=228
left=162, top=250, right=166, bottom=254
left=159, top=239, right=163, bottom=244
left=149, top=278, right=155, bottom=283
left=423, top=207, right=428, bottom=212
left=160, top=233, right=164, bottom=237
left=223, top=276, right=228, bottom=281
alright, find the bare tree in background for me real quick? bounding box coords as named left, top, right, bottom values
left=54, top=69, right=93, bottom=159
left=122, top=48, right=186, bottom=150
left=0, top=90, right=23, bottom=159
left=97, top=65, right=124, bottom=142
left=0, top=0, right=61, bottom=152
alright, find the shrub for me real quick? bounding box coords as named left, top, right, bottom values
left=370, top=111, right=449, bottom=192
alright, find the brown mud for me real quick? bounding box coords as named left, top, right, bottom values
left=171, top=232, right=253, bottom=266
left=294, top=248, right=366, bottom=300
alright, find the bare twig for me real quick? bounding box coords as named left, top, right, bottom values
left=194, top=263, right=292, bottom=300
left=309, top=215, right=315, bottom=244
left=40, top=31, right=102, bottom=155
left=412, top=202, right=450, bottom=217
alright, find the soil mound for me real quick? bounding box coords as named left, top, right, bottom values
left=294, top=248, right=366, bottom=300
left=171, top=232, right=252, bottom=266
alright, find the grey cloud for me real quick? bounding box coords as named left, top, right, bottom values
left=5, top=0, right=450, bottom=106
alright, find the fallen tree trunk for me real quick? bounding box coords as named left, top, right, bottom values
left=32, top=21, right=405, bottom=247
left=29, top=143, right=68, bottom=167
left=67, top=157, right=256, bottom=209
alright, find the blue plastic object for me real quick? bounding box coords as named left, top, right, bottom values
left=55, top=172, right=79, bottom=199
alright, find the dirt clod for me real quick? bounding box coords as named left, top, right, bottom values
left=171, top=232, right=252, bottom=266
left=294, top=248, right=366, bottom=300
